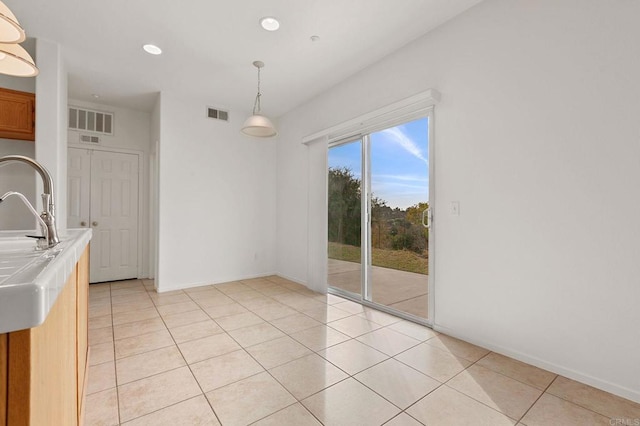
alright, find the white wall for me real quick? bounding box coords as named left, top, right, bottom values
left=67, top=99, right=153, bottom=278
left=276, top=0, right=640, bottom=402
left=0, top=141, right=36, bottom=229
left=156, top=92, right=277, bottom=291
left=35, top=38, right=67, bottom=232
left=0, top=39, right=36, bottom=230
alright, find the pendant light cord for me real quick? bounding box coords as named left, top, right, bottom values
left=253, top=66, right=262, bottom=115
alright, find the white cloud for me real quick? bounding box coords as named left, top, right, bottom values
left=374, top=173, right=426, bottom=182
left=379, top=127, right=428, bottom=164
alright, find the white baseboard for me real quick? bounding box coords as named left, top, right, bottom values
left=434, top=323, right=640, bottom=404
left=273, top=272, right=313, bottom=289
left=155, top=271, right=278, bottom=293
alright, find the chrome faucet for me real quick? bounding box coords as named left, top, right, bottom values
left=0, top=191, right=50, bottom=250
left=0, top=155, right=60, bottom=248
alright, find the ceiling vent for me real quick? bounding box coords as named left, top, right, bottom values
left=207, top=107, right=229, bottom=122
left=69, top=106, right=114, bottom=135
left=79, top=134, right=100, bottom=144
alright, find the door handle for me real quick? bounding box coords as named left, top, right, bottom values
left=92, top=221, right=98, bottom=227
left=80, top=221, right=87, bottom=227
left=422, top=207, right=431, bottom=229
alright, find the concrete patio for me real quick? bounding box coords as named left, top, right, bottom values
left=328, top=258, right=428, bottom=319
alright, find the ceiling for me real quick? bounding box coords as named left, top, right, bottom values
left=7, top=0, right=482, bottom=116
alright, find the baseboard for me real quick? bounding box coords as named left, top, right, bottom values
left=433, top=323, right=640, bottom=404
left=156, top=271, right=278, bottom=293
left=273, top=272, right=310, bottom=288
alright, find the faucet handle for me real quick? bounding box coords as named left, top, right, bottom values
left=25, top=235, right=49, bottom=250
left=25, top=235, right=46, bottom=239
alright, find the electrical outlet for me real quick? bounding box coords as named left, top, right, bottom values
left=450, top=201, right=460, bottom=216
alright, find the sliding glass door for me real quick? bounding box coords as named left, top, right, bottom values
left=327, top=138, right=363, bottom=298
left=327, top=114, right=433, bottom=323
left=369, top=118, right=430, bottom=319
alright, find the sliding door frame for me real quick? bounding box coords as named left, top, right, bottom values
left=327, top=107, right=435, bottom=326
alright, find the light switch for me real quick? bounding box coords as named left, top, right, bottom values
left=450, top=201, right=460, bottom=216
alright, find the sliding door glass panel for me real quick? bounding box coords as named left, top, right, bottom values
left=369, top=117, right=429, bottom=319
left=327, top=139, right=363, bottom=297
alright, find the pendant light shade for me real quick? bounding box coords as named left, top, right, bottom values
left=0, top=1, right=37, bottom=77
left=241, top=60, right=277, bottom=138
left=0, top=1, right=25, bottom=43
left=241, top=114, right=277, bottom=137
left=0, top=42, right=38, bottom=77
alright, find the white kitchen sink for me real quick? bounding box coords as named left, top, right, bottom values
left=0, top=229, right=92, bottom=333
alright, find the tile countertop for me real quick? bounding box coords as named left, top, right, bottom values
left=0, top=228, right=92, bottom=333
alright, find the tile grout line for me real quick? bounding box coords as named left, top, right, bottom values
left=142, top=286, right=216, bottom=423
left=232, top=292, right=411, bottom=422
left=94, top=279, right=556, bottom=426
left=196, top=280, right=363, bottom=423
left=516, top=374, right=560, bottom=423
left=521, top=376, right=625, bottom=423
left=107, top=281, right=121, bottom=426
left=179, top=285, right=227, bottom=426
left=93, top=279, right=316, bottom=424
left=114, top=280, right=177, bottom=425
left=114, top=284, right=221, bottom=425
left=200, top=277, right=329, bottom=424
left=94, top=282, right=420, bottom=415
left=432, top=352, right=525, bottom=422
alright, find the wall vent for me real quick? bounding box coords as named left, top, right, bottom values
left=79, top=134, right=100, bottom=144
left=69, top=106, right=114, bottom=135
left=206, top=107, right=229, bottom=122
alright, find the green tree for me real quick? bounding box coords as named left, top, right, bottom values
left=328, top=169, right=428, bottom=257
left=328, top=167, right=361, bottom=246
left=405, top=202, right=429, bottom=253
left=371, top=196, right=391, bottom=249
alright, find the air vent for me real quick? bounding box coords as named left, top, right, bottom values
left=69, top=106, right=114, bottom=135
left=79, top=134, right=100, bottom=144
left=207, top=107, right=229, bottom=122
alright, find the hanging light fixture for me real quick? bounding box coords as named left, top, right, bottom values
left=0, top=1, right=25, bottom=43
left=0, top=42, right=38, bottom=76
left=241, top=60, right=277, bottom=138
left=0, top=1, right=38, bottom=77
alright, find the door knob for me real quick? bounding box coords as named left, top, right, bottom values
left=92, top=221, right=98, bottom=227
left=80, top=221, right=87, bottom=226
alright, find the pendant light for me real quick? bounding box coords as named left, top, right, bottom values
left=0, top=1, right=25, bottom=43
left=241, top=60, right=277, bottom=138
left=0, top=1, right=38, bottom=77
left=0, top=42, right=38, bottom=77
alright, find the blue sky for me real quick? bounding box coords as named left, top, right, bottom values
left=328, top=117, right=429, bottom=209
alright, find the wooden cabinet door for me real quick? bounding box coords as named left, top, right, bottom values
left=0, top=88, right=35, bottom=141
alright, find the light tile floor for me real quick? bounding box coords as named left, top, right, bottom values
left=86, top=276, right=640, bottom=426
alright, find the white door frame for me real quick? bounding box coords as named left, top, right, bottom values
left=427, top=108, right=436, bottom=324
left=68, top=144, right=146, bottom=280
left=303, top=89, right=441, bottom=325
left=325, top=109, right=435, bottom=325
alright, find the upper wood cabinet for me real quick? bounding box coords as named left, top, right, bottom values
left=0, top=87, right=35, bottom=141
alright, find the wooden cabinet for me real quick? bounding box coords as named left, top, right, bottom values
left=0, top=246, right=89, bottom=426
left=0, top=88, right=35, bottom=141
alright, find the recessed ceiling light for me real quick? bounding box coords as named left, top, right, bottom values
left=143, top=44, right=162, bottom=55
left=260, top=17, right=280, bottom=32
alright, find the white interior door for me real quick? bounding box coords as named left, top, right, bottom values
left=68, top=148, right=91, bottom=230
left=67, top=148, right=139, bottom=283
